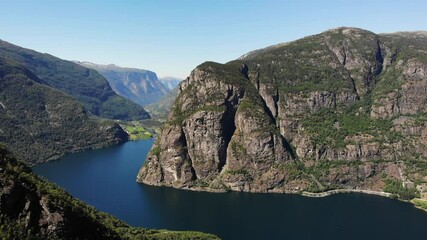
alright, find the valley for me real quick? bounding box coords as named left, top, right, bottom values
left=1, top=20, right=426, bottom=240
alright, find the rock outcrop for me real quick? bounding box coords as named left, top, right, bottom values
left=138, top=27, right=427, bottom=194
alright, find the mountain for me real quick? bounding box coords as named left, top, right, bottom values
left=159, top=76, right=182, bottom=90
left=0, top=57, right=128, bottom=164
left=77, top=62, right=171, bottom=106
left=138, top=27, right=427, bottom=199
left=144, top=87, right=180, bottom=121
left=0, top=146, right=219, bottom=240
left=0, top=40, right=149, bottom=120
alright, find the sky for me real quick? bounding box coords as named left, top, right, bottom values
left=1, top=0, right=426, bottom=78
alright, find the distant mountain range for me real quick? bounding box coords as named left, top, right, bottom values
left=159, top=76, right=182, bottom=90
left=76, top=61, right=182, bottom=106
left=144, top=87, right=180, bottom=121
left=0, top=40, right=149, bottom=121
left=0, top=40, right=152, bottom=164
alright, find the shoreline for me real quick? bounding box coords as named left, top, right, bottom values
left=299, top=189, right=392, bottom=198
left=411, top=198, right=427, bottom=213
left=141, top=182, right=394, bottom=198
left=141, top=182, right=427, bottom=213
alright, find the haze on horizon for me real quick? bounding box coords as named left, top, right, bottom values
left=1, top=0, right=426, bottom=78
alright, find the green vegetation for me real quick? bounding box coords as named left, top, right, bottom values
left=383, top=178, right=420, bottom=200
left=120, top=122, right=153, bottom=140
left=242, top=34, right=354, bottom=94
left=0, top=58, right=128, bottom=164
left=373, top=66, right=402, bottom=97
left=223, top=169, right=252, bottom=181
left=414, top=112, right=427, bottom=125
left=0, top=39, right=149, bottom=120
left=193, top=180, right=210, bottom=188
left=305, top=160, right=362, bottom=179
left=413, top=199, right=427, bottom=210
left=197, top=61, right=248, bottom=86
left=230, top=141, right=247, bottom=156
left=301, top=108, right=401, bottom=148
left=148, top=28, right=427, bottom=202
left=151, top=146, right=161, bottom=157
left=281, top=162, right=305, bottom=181
left=0, top=146, right=219, bottom=240
left=404, top=159, right=427, bottom=184
left=100, top=95, right=150, bottom=120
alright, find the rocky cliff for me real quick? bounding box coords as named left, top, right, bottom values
left=138, top=27, right=427, bottom=195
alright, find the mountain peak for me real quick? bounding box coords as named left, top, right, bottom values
left=324, top=26, right=374, bottom=34
left=75, top=61, right=152, bottom=73
left=239, top=27, right=377, bottom=60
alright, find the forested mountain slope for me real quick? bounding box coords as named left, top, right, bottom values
left=0, top=40, right=149, bottom=120
left=0, top=146, right=219, bottom=239
left=0, top=57, right=128, bottom=164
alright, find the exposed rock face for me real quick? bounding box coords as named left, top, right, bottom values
left=138, top=27, right=427, bottom=193
left=371, top=59, right=427, bottom=118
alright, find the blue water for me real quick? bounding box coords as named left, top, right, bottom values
left=33, top=140, right=427, bottom=240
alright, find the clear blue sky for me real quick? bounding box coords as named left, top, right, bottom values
left=1, top=0, right=426, bottom=78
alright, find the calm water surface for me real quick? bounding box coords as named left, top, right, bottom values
left=33, top=140, right=427, bottom=240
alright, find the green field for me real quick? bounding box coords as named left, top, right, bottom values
left=120, top=124, right=153, bottom=140
left=413, top=199, right=427, bottom=211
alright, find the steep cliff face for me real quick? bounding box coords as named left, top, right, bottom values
left=138, top=28, right=427, bottom=194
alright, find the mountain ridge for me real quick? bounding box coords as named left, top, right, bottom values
left=0, top=39, right=150, bottom=120
left=0, top=57, right=128, bottom=164
left=138, top=27, right=427, bottom=200
left=77, top=61, right=174, bottom=106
